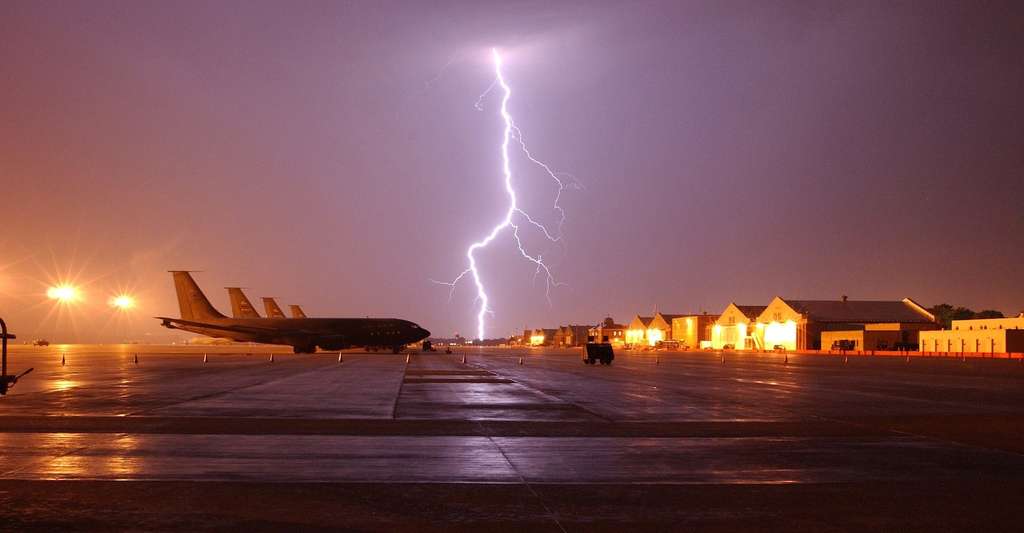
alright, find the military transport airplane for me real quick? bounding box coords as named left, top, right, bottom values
left=158, top=271, right=429, bottom=353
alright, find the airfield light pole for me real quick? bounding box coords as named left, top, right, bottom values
left=1, top=317, right=9, bottom=379
left=0, top=317, right=33, bottom=395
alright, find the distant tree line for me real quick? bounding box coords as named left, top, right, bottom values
left=928, top=304, right=1003, bottom=329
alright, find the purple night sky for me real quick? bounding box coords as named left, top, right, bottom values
left=1, top=1, right=1022, bottom=342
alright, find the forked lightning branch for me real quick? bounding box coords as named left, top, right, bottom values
left=434, top=48, right=574, bottom=340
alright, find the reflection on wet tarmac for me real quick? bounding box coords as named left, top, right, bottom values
left=0, top=346, right=1023, bottom=484
left=103, top=434, right=140, bottom=479
left=52, top=379, right=78, bottom=392
left=0, top=432, right=1020, bottom=484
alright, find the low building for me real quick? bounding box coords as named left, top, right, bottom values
left=754, top=296, right=935, bottom=350
left=590, top=317, right=626, bottom=346
left=433, top=334, right=469, bottom=346
left=625, top=315, right=654, bottom=347
left=670, top=313, right=719, bottom=349
left=552, top=327, right=567, bottom=347
left=919, top=315, right=1024, bottom=354
left=711, top=304, right=766, bottom=349
left=528, top=328, right=558, bottom=346
left=821, top=323, right=931, bottom=351
left=646, top=312, right=686, bottom=346
left=554, top=325, right=591, bottom=347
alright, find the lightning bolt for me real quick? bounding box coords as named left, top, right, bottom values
left=433, top=48, right=572, bottom=340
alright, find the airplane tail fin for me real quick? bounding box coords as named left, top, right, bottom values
left=227, top=287, right=261, bottom=318
left=262, top=297, right=286, bottom=318
left=289, top=305, right=307, bottom=318
left=171, top=271, right=226, bottom=321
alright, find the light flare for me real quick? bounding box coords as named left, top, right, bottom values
left=434, top=48, right=571, bottom=340
left=47, top=284, right=81, bottom=303
left=109, top=294, right=136, bottom=310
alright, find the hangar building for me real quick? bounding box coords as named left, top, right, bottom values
left=755, top=296, right=935, bottom=351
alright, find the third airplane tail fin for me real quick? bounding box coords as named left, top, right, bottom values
left=227, top=287, right=261, bottom=318
left=171, top=271, right=226, bottom=321
left=262, top=297, right=286, bottom=318
left=289, top=305, right=307, bottom=318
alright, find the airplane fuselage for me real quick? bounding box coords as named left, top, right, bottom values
left=159, top=316, right=429, bottom=352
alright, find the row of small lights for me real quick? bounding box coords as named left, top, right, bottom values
left=46, top=284, right=136, bottom=310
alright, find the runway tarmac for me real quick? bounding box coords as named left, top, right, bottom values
left=1, top=345, right=1023, bottom=530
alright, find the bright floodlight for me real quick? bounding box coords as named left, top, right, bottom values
left=109, top=294, right=136, bottom=310
left=47, top=284, right=81, bottom=303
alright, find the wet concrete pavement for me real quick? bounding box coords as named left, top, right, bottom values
left=2, top=345, right=1024, bottom=530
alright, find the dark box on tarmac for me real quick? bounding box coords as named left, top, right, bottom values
left=583, top=343, right=614, bottom=365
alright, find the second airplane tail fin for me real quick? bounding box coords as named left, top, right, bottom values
left=227, top=287, right=261, bottom=318
left=262, top=297, right=286, bottom=318
left=289, top=305, right=307, bottom=318
left=171, top=271, right=226, bottom=321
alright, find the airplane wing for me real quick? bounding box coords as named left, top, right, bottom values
left=157, top=317, right=283, bottom=335
left=155, top=317, right=324, bottom=338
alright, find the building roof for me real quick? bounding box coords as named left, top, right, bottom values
left=635, top=316, right=653, bottom=327
left=649, top=312, right=686, bottom=329
left=669, top=313, right=720, bottom=321
left=735, top=305, right=767, bottom=320
left=781, top=298, right=934, bottom=324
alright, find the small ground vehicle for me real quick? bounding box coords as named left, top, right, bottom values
left=583, top=342, right=614, bottom=365
left=831, top=340, right=855, bottom=351
left=422, top=340, right=435, bottom=352
left=656, top=340, right=680, bottom=350
left=722, top=343, right=735, bottom=350
left=773, top=344, right=786, bottom=352
left=32, top=339, right=49, bottom=346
